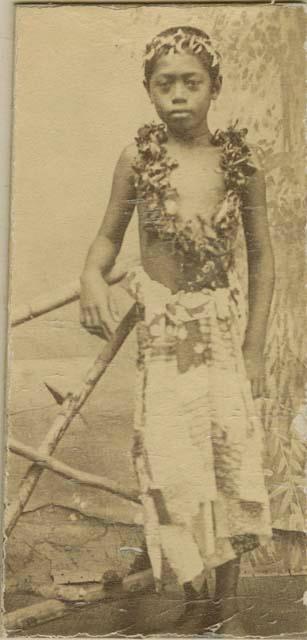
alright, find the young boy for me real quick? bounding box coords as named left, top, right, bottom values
left=80, top=26, right=275, bottom=635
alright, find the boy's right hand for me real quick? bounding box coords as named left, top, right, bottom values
left=80, top=272, right=117, bottom=341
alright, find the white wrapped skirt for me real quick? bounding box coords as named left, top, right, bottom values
left=125, top=265, right=272, bottom=589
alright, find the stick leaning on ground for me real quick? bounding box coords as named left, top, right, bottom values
left=4, top=569, right=154, bottom=632
left=9, top=437, right=140, bottom=504
left=6, top=301, right=138, bottom=537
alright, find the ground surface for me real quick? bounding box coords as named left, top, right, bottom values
left=5, top=357, right=307, bottom=637
left=5, top=575, right=307, bottom=638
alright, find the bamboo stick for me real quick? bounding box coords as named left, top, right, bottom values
left=5, top=303, right=138, bottom=537
left=44, top=382, right=90, bottom=429
left=4, top=600, right=69, bottom=632
left=11, top=264, right=126, bottom=327
left=4, top=569, right=154, bottom=632
left=5, top=392, right=72, bottom=538
left=11, top=279, right=80, bottom=327
left=9, top=437, right=141, bottom=505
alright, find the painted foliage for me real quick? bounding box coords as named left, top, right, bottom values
left=205, top=7, right=306, bottom=571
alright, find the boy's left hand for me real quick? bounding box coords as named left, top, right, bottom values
left=242, top=345, right=265, bottom=399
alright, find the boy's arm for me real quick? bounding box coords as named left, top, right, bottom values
left=241, top=159, right=275, bottom=398
left=82, top=144, right=136, bottom=278
left=80, top=144, right=137, bottom=339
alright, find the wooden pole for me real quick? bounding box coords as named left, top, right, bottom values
left=5, top=303, right=138, bottom=537
left=11, top=265, right=127, bottom=327
left=4, top=569, right=154, bottom=632
left=11, top=279, right=80, bottom=327
left=4, top=600, right=69, bottom=632
left=9, top=437, right=141, bottom=505
left=44, top=382, right=90, bottom=430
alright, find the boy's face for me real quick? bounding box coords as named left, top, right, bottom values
left=146, top=51, right=220, bottom=135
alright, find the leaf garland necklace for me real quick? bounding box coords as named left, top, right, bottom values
left=132, top=121, right=257, bottom=290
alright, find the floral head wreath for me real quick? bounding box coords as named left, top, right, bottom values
left=143, top=27, right=221, bottom=76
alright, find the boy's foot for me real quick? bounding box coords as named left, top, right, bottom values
left=200, top=598, right=247, bottom=637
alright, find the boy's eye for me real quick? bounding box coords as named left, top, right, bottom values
left=185, top=79, right=201, bottom=89
left=154, top=78, right=202, bottom=92
left=156, top=80, right=172, bottom=91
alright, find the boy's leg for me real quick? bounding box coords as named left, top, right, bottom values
left=215, top=556, right=240, bottom=602
left=184, top=576, right=209, bottom=602
left=175, top=577, right=209, bottom=627
left=204, top=558, right=247, bottom=635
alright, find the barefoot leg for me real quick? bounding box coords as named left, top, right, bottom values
left=175, top=577, right=209, bottom=627
left=202, top=558, right=247, bottom=636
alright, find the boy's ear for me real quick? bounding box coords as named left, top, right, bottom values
left=144, top=80, right=154, bottom=104
left=211, top=75, right=222, bottom=100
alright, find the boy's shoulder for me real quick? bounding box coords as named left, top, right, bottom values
left=113, top=142, right=138, bottom=180
left=119, top=142, right=138, bottom=165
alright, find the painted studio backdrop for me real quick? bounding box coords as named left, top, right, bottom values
left=6, top=1, right=306, bottom=606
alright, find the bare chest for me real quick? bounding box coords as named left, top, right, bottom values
left=166, top=147, right=225, bottom=225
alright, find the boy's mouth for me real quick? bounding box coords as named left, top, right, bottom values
left=169, top=109, right=192, bottom=119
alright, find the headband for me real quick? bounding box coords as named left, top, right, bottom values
left=144, top=28, right=221, bottom=71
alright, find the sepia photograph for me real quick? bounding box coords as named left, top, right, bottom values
left=2, top=2, right=306, bottom=637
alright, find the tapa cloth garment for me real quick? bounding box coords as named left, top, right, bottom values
left=124, top=265, right=272, bottom=589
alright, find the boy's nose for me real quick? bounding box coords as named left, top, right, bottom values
left=172, top=82, right=187, bottom=103
left=172, top=95, right=187, bottom=104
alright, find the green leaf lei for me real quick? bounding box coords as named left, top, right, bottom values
left=132, top=121, right=257, bottom=290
